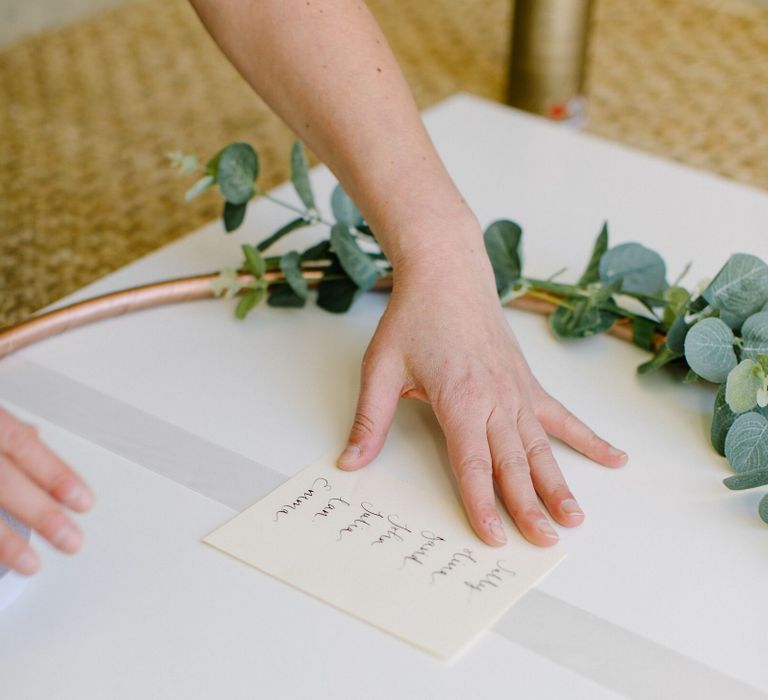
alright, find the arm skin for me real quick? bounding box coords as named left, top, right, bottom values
left=190, top=0, right=628, bottom=547
left=0, top=0, right=629, bottom=577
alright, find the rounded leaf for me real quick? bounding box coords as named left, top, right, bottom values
left=223, top=200, right=247, bottom=233
left=268, top=284, right=306, bottom=308
left=711, top=385, right=736, bottom=455
left=760, top=494, right=768, bottom=525
left=329, top=223, right=379, bottom=291
left=599, top=242, right=667, bottom=296
left=234, top=286, right=265, bottom=320
left=724, top=412, right=768, bottom=473
left=665, top=313, right=690, bottom=354
left=484, top=219, right=523, bottom=294
left=316, top=259, right=360, bottom=313
left=741, top=311, right=768, bottom=361
left=550, top=301, right=616, bottom=339
left=241, top=244, right=265, bottom=278
left=662, top=286, right=690, bottom=328
left=683, top=317, right=737, bottom=383
left=279, top=251, right=309, bottom=300
left=217, top=143, right=259, bottom=205
left=185, top=174, right=214, bottom=202
left=725, top=360, right=762, bottom=413
left=578, top=223, right=608, bottom=285
left=331, top=185, right=363, bottom=226
left=290, top=141, right=315, bottom=211
left=702, top=253, right=768, bottom=322
left=723, top=466, right=768, bottom=490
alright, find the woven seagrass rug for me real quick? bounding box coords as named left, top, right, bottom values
left=1, top=0, right=766, bottom=327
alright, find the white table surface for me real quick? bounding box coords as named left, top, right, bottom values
left=1, top=93, right=767, bottom=699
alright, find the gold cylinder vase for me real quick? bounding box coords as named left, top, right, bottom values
left=507, top=0, right=594, bottom=124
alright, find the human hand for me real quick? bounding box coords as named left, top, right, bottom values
left=338, top=255, right=627, bottom=546
left=0, top=406, right=93, bottom=575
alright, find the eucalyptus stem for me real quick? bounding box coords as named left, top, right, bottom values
left=257, top=190, right=327, bottom=224
left=525, top=289, right=569, bottom=308
left=175, top=139, right=768, bottom=528
left=522, top=277, right=586, bottom=297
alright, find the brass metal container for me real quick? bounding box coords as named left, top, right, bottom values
left=507, top=0, right=594, bottom=123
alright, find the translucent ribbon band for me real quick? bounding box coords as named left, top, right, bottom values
left=0, top=360, right=761, bottom=698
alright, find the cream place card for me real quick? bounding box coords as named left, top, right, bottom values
left=204, top=455, right=565, bottom=659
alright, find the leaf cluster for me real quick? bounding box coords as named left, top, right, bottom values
left=177, top=140, right=768, bottom=526
left=182, top=140, right=386, bottom=314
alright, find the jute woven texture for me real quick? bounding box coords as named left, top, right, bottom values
left=1, top=0, right=766, bottom=327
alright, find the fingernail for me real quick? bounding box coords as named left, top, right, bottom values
left=610, top=447, right=628, bottom=463
left=53, top=525, right=82, bottom=554
left=62, top=484, right=94, bottom=511
left=561, top=498, right=583, bottom=516
left=488, top=519, right=507, bottom=545
left=14, top=548, right=40, bottom=576
left=337, top=444, right=361, bottom=468
left=536, top=519, right=559, bottom=540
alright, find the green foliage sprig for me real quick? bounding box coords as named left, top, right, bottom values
left=170, top=142, right=768, bottom=525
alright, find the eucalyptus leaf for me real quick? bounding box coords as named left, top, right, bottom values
left=688, top=295, right=709, bottom=313
left=241, top=244, right=266, bottom=278
left=599, top=242, right=668, bottom=296
left=205, top=149, right=223, bottom=177
left=217, top=142, right=259, bottom=205
left=268, top=284, right=306, bottom=308
left=256, top=217, right=309, bottom=253
left=279, top=251, right=309, bottom=300
left=711, top=385, right=737, bottom=455
left=235, top=287, right=265, bottom=319
left=301, top=239, right=332, bottom=261
left=722, top=466, right=768, bottom=490
left=662, top=286, right=690, bottom=329
left=167, top=150, right=199, bottom=175
left=331, top=185, right=363, bottom=226
left=185, top=175, right=214, bottom=202
left=578, top=222, right=608, bottom=285
left=484, top=220, right=523, bottom=294
left=637, top=344, right=682, bottom=375
left=223, top=201, right=247, bottom=233
left=760, top=494, right=768, bottom=524
left=632, top=316, right=657, bottom=351
left=683, top=369, right=699, bottom=384
left=741, top=311, right=768, bottom=361
left=591, top=279, right=623, bottom=304
left=550, top=300, right=617, bottom=339
left=702, top=253, right=768, bottom=322
left=724, top=411, right=768, bottom=473
left=316, top=258, right=360, bottom=313
left=329, top=224, right=380, bottom=291
left=719, top=310, right=742, bottom=331
left=725, top=360, right=763, bottom=413
left=290, top=141, right=315, bottom=211
left=683, top=317, right=737, bottom=383
left=666, top=313, right=690, bottom=354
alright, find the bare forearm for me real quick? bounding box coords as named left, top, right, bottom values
left=189, top=0, right=489, bottom=278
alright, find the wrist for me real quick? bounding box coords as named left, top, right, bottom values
left=381, top=210, right=486, bottom=273
left=387, top=220, right=499, bottom=302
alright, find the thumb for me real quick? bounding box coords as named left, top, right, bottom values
left=338, top=356, right=402, bottom=471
